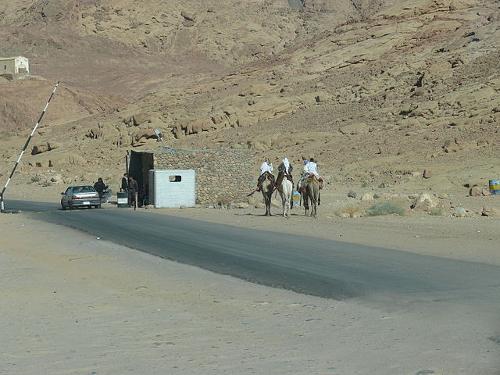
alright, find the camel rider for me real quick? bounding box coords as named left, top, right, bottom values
left=299, top=157, right=323, bottom=190
left=257, top=158, right=274, bottom=191
left=277, top=157, right=293, bottom=187
left=304, top=158, right=319, bottom=178
left=260, top=159, right=273, bottom=175
left=282, top=157, right=292, bottom=174
left=304, top=157, right=323, bottom=189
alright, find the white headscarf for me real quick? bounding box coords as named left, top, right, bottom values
left=282, top=157, right=290, bottom=173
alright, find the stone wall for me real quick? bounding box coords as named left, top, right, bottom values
left=154, top=147, right=255, bottom=205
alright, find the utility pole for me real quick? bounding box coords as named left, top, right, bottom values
left=0, top=81, right=60, bottom=213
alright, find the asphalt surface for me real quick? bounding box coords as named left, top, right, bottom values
left=5, top=199, right=500, bottom=304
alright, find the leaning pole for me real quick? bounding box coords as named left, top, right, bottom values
left=0, top=81, right=60, bottom=213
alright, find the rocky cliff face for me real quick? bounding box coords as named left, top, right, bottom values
left=0, top=0, right=498, bottom=202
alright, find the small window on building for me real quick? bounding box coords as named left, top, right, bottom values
left=3, top=65, right=6, bottom=70
left=169, top=175, right=182, bottom=182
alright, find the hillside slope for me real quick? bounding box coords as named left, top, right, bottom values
left=0, top=0, right=498, bottom=209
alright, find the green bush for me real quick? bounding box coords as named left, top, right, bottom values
left=30, top=175, right=41, bottom=183
left=366, top=201, right=405, bottom=216
left=429, top=207, right=444, bottom=216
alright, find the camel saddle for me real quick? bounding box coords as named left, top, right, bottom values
left=300, top=174, right=324, bottom=191
left=257, top=171, right=275, bottom=190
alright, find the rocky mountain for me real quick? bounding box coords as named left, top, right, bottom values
left=0, top=0, right=498, bottom=203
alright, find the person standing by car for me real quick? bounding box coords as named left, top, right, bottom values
left=94, top=177, right=108, bottom=205
left=121, top=173, right=128, bottom=192
left=128, top=176, right=138, bottom=210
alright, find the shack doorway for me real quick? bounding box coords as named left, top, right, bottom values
left=128, top=151, right=154, bottom=205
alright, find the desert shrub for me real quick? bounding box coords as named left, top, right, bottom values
left=366, top=201, right=405, bottom=216
left=41, top=180, right=52, bottom=187
left=30, top=175, right=41, bottom=183
left=429, top=207, right=444, bottom=216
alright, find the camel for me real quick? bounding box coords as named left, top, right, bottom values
left=278, top=177, right=293, bottom=217
left=260, top=172, right=275, bottom=216
left=301, top=176, right=320, bottom=217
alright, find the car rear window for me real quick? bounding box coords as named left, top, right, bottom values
left=73, top=186, right=96, bottom=193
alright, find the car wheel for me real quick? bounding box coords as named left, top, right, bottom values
left=61, top=204, right=67, bottom=211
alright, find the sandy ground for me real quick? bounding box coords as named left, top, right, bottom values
left=1, top=213, right=500, bottom=374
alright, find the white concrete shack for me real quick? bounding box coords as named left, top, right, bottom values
left=0, top=56, right=30, bottom=75
left=148, top=169, right=196, bottom=208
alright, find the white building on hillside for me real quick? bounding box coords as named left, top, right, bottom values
left=0, top=56, right=30, bottom=75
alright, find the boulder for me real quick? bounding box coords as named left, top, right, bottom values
left=32, top=144, right=50, bottom=155
left=453, top=207, right=467, bottom=218
left=423, top=169, right=432, bottom=179
left=133, top=112, right=150, bottom=126
left=347, top=191, right=357, bottom=199
left=361, top=192, right=374, bottom=201
left=181, top=11, right=195, bottom=22
left=31, top=142, right=59, bottom=155
left=124, top=113, right=150, bottom=127
left=132, top=129, right=157, bottom=146
left=411, top=193, right=439, bottom=211
left=469, top=186, right=482, bottom=197
left=186, top=119, right=214, bottom=135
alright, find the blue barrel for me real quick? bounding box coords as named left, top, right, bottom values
left=292, top=191, right=301, bottom=207
left=489, top=179, right=500, bottom=195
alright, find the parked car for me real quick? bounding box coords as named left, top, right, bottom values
left=61, top=185, right=102, bottom=210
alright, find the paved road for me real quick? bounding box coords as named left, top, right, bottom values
left=6, top=200, right=500, bottom=304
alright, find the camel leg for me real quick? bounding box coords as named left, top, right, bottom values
left=303, top=193, right=309, bottom=216
left=267, top=194, right=272, bottom=216
left=262, top=192, right=269, bottom=216
left=282, top=195, right=287, bottom=217
left=314, top=188, right=320, bottom=217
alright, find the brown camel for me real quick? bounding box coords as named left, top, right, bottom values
left=260, top=172, right=275, bottom=216
left=301, top=176, right=320, bottom=217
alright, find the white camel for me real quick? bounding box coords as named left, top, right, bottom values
left=278, top=178, right=293, bottom=217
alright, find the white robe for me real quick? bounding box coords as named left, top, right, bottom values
left=304, top=161, right=319, bottom=177
left=282, top=158, right=290, bottom=174
left=260, top=161, right=273, bottom=175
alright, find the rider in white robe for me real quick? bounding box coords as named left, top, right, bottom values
left=282, top=157, right=290, bottom=174
left=304, top=160, right=319, bottom=178
left=260, top=160, right=273, bottom=175
left=298, top=158, right=322, bottom=191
